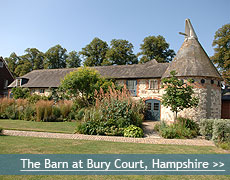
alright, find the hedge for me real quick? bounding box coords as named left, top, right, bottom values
left=199, top=118, right=230, bottom=143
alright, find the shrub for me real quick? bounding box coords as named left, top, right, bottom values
left=4, top=105, right=18, bottom=119
left=217, top=142, right=230, bottom=150
left=27, top=94, right=49, bottom=104
left=153, top=122, right=161, bottom=132
left=11, top=87, right=30, bottom=99
left=52, top=106, right=61, bottom=120
left=22, top=105, right=36, bottom=121
left=76, top=87, right=145, bottom=137
left=57, top=100, right=73, bottom=121
left=160, top=125, right=178, bottom=139
left=36, top=100, right=53, bottom=122
left=212, top=119, right=230, bottom=142
left=75, top=108, right=85, bottom=121
left=124, top=125, right=144, bottom=138
left=158, top=119, right=196, bottom=139
left=177, top=117, right=199, bottom=136
left=0, top=98, right=15, bottom=118
left=199, top=119, right=215, bottom=140
left=76, top=121, right=98, bottom=135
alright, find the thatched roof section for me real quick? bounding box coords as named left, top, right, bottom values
left=8, top=60, right=169, bottom=88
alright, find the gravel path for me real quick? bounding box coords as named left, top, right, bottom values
left=2, top=130, right=215, bottom=147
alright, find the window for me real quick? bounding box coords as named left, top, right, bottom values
left=126, top=80, right=137, bottom=96
left=31, top=89, right=35, bottom=94
left=0, top=62, right=3, bottom=68
left=4, top=80, right=8, bottom=89
left=16, top=79, right=21, bottom=87
left=40, top=89, right=45, bottom=93
left=147, top=103, right=151, bottom=110
left=201, top=79, right=205, bottom=84
left=153, top=103, right=159, bottom=111
left=149, top=80, right=158, bottom=90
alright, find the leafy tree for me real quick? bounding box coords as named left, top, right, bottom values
left=80, top=38, right=109, bottom=66
left=4, top=52, right=21, bottom=77
left=161, top=71, right=199, bottom=119
left=14, top=60, right=32, bottom=77
left=138, top=35, right=175, bottom=63
left=66, top=51, right=81, bottom=68
left=105, top=39, right=138, bottom=65
left=60, top=67, right=113, bottom=103
left=11, top=87, right=30, bottom=99
left=24, top=48, right=45, bottom=70
left=44, top=44, right=67, bottom=69
left=211, top=23, right=230, bottom=83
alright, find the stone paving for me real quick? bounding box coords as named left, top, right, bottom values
left=2, top=129, right=215, bottom=147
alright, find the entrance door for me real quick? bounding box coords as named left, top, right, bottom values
left=145, top=99, right=160, bottom=121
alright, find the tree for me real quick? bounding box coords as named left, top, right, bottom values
left=80, top=38, right=109, bottom=66
left=138, top=35, right=175, bottom=63
left=11, top=87, right=30, bottom=99
left=44, top=44, right=67, bottom=69
left=66, top=51, right=81, bottom=68
left=24, top=48, right=45, bottom=70
left=14, top=60, right=32, bottom=77
left=60, top=67, right=113, bottom=103
left=211, top=24, right=230, bottom=83
left=4, top=52, right=20, bottom=77
left=161, top=71, right=199, bottom=119
left=105, top=39, right=138, bottom=65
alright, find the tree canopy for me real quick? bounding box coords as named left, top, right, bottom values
left=4, top=53, right=21, bottom=77
left=44, top=44, right=67, bottom=69
left=105, top=39, right=138, bottom=65
left=66, top=51, right=81, bottom=68
left=4, top=35, right=176, bottom=77
left=80, top=38, right=109, bottom=66
left=138, top=35, right=175, bottom=63
left=211, top=23, right=230, bottom=83
left=60, top=67, right=113, bottom=103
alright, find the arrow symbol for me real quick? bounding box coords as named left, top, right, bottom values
left=213, top=162, right=218, bottom=167
left=219, top=162, right=224, bottom=167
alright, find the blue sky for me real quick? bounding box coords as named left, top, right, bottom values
left=0, top=0, right=229, bottom=59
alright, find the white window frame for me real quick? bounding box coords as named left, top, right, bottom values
left=126, top=80, right=137, bottom=96
left=149, top=79, right=158, bottom=90
left=16, top=79, right=21, bottom=87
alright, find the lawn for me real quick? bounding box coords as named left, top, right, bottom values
left=0, top=119, right=77, bottom=133
left=0, top=135, right=229, bottom=179
left=0, top=135, right=228, bottom=154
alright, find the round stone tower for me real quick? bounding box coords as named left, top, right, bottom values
left=161, top=19, right=222, bottom=122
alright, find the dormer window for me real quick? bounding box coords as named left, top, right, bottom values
left=0, top=62, right=3, bottom=68
left=16, top=78, right=21, bottom=87
left=149, top=80, right=158, bottom=90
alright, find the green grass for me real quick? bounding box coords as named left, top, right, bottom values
left=0, top=136, right=229, bottom=179
left=0, top=135, right=228, bottom=154
left=0, top=119, right=77, bottom=133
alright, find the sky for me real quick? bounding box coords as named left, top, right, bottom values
left=0, top=0, right=229, bottom=59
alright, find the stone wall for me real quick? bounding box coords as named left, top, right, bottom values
left=116, top=77, right=222, bottom=122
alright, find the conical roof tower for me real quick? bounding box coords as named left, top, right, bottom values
left=162, top=19, right=222, bottom=79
